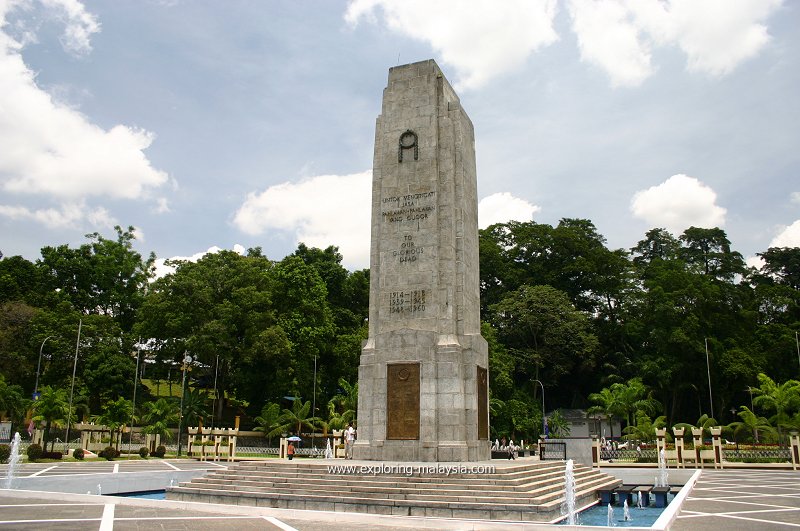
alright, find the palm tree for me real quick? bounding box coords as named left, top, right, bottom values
left=93, top=397, right=133, bottom=450
left=674, top=413, right=719, bottom=442
left=30, top=386, right=71, bottom=452
left=616, top=378, right=661, bottom=427
left=726, top=406, right=775, bottom=443
left=752, top=373, right=800, bottom=445
left=275, top=398, right=322, bottom=436
left=588, top=386, right=625, bottom=438
left=180, top=388, right=208, bottom=429
left=253, top=402, right=281, bottom=444
left=140, top=398, right=179, bottom=451
left=328, top=378, right=358, bottom=424
left=623, top=412, right=667, bottom=443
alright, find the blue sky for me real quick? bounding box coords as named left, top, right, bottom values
left=1, top=0, right=798, bottom=272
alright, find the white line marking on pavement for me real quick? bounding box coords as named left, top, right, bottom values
left=99, top=503, right=114, bottom=531
left=205, top=461, right=229, bottom=468
left=112, top=463, right=119, bottom=474
left=263, top=516, right=299, bottom=531
left=27, top=465, right=58, bottom=477
left=161, top=460, right=181, bottom=470
left=0, top=518, right=102, bottom=524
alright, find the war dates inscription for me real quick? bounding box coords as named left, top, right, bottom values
left=389, top=289, right=426, bottom=315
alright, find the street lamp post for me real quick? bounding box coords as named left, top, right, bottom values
left=210, top=354, right=219, bottom=430
left=312, top=354, right=317, bottom=448
left=176, top=354, right=192, bottom=457
left=128, top=342, right=141, bottom=457
left=64, top=320, right=82, bottom=455
left=705, top=338, right=714, bottom=417
left=34, top=335, right=55, bottom=398
left=533, top=379, right=546, bottom=438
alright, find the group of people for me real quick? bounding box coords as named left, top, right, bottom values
left=492, top=436, right=519, bottom=460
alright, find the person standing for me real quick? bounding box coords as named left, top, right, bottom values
left=345, top=422, right=356, bottom=459
left=287, top=442, right=295, bottom=460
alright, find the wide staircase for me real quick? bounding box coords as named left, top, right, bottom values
left=167, top=459, right=621, bottom=522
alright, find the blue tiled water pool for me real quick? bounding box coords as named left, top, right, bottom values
left=115, top=490, right=166, bottom=500
left=559, top=493, right=674, bottom=527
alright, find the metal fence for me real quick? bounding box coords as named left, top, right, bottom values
left=539, top=441, right=567, bottom=461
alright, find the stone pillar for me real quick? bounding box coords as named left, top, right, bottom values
left=354, top=59, right=489, bottom=462
left=673, top=427, right=685, bottom=469
left=279, top=437, right=287, bottom=459
left=591, top=434, right=600, bottom=468
left=187, top=427, right=198, bottom=457
left=710, top=427, right=723, bottom=469
left=790, top=431, right=799, bottom=471
left=656, top=428, right=666, bottom=454
left=691, top=428, right=703, bottom=468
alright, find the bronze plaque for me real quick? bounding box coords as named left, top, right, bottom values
left=386, top=363, right=420, bottom=440
left=477, top=365, right=489, bottom=439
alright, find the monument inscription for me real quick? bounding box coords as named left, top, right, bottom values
left=386, top=363, right=421, bottom=440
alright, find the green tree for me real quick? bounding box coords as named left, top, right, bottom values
left=30, top=386, right=71, bottom=452
left=253, top=402, right=281, bottom=444
left=140, top=398, right=179, bottom=448
left=37, top=226, right=154, bottom=332
left=136, top=250, right=276, bottom=416
left=275, top=398, right=322, bottom=436
left=752, top=373, right=800, bottom=444
left=0, top=375, right=29, bottom=433
left=491, top=284, right=599, bottom=404
left=180, top=388, right=208, bottom=429
left=327, top=378, right=358, bottom=427
left=623, top=412, right=667, bottom=444
left=93, top=397, right=133, bottom=450
left=727, top=406, right=775, bottom=443
left=588, top=386, right=625, bottom=438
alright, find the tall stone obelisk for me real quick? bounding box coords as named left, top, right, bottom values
left=353, top=59, right=489, bottom=462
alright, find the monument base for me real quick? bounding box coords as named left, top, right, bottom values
left=354, top=329, right=489, bottom=462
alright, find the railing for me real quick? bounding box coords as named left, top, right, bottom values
left=600, top=448, right=658, bottom=463
left=723, top=446, right=792, bottom=462
left=539, top=441, right=566, bottom=461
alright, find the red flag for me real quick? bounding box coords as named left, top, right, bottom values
left=27, top=420, right=34, bottom=437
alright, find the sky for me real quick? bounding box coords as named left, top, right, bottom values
left=1, top=0, right=798, bottom=273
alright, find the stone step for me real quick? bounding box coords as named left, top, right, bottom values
left=189, top=468, right=606, bottom=492
left=196, top=469, right=593, bottom=490
left=179, top=468, right=616, bottom=508
left=168, top=460, right=623, bottom=522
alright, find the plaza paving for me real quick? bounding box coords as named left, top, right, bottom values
left=0, top=459, right=799, bottom=529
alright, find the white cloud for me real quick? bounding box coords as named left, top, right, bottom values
left=0, top=1, right=168, bottom=209
left=769, top=220, right=800, bottom=248
left=478, top=192, right=540, bottom=229
left=345, top=0, right=559, bottom=90
left=233, top=171, right=372, bottom=268
left=568, top=0, right=782, bottom=87
left=40, top=0, right=101, bottom=55
left=0, top=200, right=116, bottom=229
left=791, top=192, right=800, bottom=205
left=153, top=244, right=247, bottom=278
left=630, top=174, right=726, bottom=233
left=567, top=0, right=653, bottom=87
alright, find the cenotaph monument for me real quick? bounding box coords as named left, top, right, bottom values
left=353, top=59, right=489, bottom=462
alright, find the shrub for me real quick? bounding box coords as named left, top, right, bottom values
left=26, top=443, right=43, bottom=462
left=41, top=451, right=63, bottom=460
left=0, top=444, right=10, bottom=463
left=101, top=446, right=117, bottom=461
left=138, top=446, right=149, bottom=459
left=73, top=448, right=85, bottom=460
left=153, top=445, right=167, bottom=458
